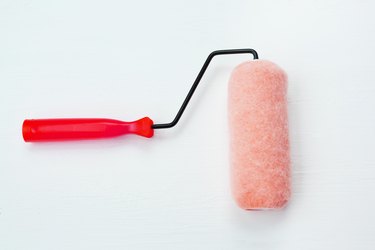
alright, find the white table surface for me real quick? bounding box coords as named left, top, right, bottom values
left=1, top=0, right=375, bottom=249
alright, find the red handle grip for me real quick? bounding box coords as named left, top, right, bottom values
left=22, top=117, right=154, bottom=142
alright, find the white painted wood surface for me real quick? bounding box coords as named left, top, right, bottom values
left=1, top=0, right=375, bottom=249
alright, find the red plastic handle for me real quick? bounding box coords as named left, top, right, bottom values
left=22, top=117, right=154, bottom=142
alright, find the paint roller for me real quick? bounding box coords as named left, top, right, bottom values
left=22, top=49, right=290, bottom=210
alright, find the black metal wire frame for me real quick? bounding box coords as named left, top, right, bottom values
left=152, top=48, right=259, bottom=129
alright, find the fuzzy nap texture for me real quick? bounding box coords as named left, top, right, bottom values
left=228, top=60, right=290, bottom=210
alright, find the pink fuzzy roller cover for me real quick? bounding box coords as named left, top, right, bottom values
left=228, top=60, right=290, bottom=210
